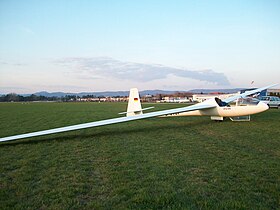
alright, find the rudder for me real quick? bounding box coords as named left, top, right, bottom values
left=126, top=88, right=143, bottom=116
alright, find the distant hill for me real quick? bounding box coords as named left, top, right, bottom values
left=33, top=90, right=181, bottom=97
left=31, top=88, right=243, bottom=97
left=189, top=88, right=243, bottom=94
left=1, top=88, right=245, bottom=97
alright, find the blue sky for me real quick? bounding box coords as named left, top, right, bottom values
left=0, top=0, right=279, bottom=93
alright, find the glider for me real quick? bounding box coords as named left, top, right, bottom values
left=0, top=84, right=277, bottom=143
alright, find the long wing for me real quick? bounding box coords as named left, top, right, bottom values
left=0, top=103, right=215, bottom=143
left=223, top=84, right=278, bottom=104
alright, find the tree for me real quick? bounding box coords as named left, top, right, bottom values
left=5, top=93, right=19, bottom=102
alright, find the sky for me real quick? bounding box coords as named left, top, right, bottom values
left=0, top=0, right=279, bottom=94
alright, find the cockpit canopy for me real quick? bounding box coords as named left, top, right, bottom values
left=236, top=97, right=260, bottom=106
left=215, top=97, right=260, bottom=107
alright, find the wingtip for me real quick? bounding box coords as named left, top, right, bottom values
left=266, top=83, right=279, bottom=89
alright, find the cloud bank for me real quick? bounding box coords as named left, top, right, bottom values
left=56, top=57, right=230, bottom=86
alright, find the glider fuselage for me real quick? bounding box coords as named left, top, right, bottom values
left=166, top=99, right=269, bottom=117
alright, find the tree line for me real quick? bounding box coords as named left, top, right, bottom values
left=0, top=92, right=195, bottom=102
left=0, top=93, right=123, bottom=102
left=0, top=93, right=58, bottom=102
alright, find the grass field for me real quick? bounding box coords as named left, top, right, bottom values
left=0, top=102, right=279, bottom=209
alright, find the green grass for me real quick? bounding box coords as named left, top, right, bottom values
left=0, top=102, right=280, bottom=209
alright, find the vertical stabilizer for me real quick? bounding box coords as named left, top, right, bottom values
left=126, top=88, right=143, bottom=117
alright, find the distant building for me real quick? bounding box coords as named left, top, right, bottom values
left=161, top=96, right=190, bottom=103
left=192, top=93, right=236, bottom=103
left=78, top=96, right=128, bottom=102
left=267, top=89, right=280, bottom=96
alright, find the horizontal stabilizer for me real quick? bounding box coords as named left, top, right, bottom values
left=118, top=106, right=154, bottom=115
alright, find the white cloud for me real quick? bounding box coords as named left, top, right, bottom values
left=55, top=57, right=230, bottom=86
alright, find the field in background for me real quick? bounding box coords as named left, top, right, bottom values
left=0, top=102, right=279, bottom=209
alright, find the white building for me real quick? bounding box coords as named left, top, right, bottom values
left=192, top=93, right=237, bottom=103
left=162, top=96, right=190, bottom=103
left=267, top=89, right=280, bottom=96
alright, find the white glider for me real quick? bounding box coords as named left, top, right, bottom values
left=0, top=84, right=277, bottom=143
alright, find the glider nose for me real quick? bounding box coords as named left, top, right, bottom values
left=258, top=101, right=269, bottom=111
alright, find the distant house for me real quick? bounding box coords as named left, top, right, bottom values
left=192, top=93, right=236, bottom=103
left=161, top=96, right=190, bottom=103
left=267, top=89, right=280, bottom=96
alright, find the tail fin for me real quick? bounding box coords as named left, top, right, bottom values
left=126, top=88, right=143, bottom=117
left=118, top=88, right=155, bottom=116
